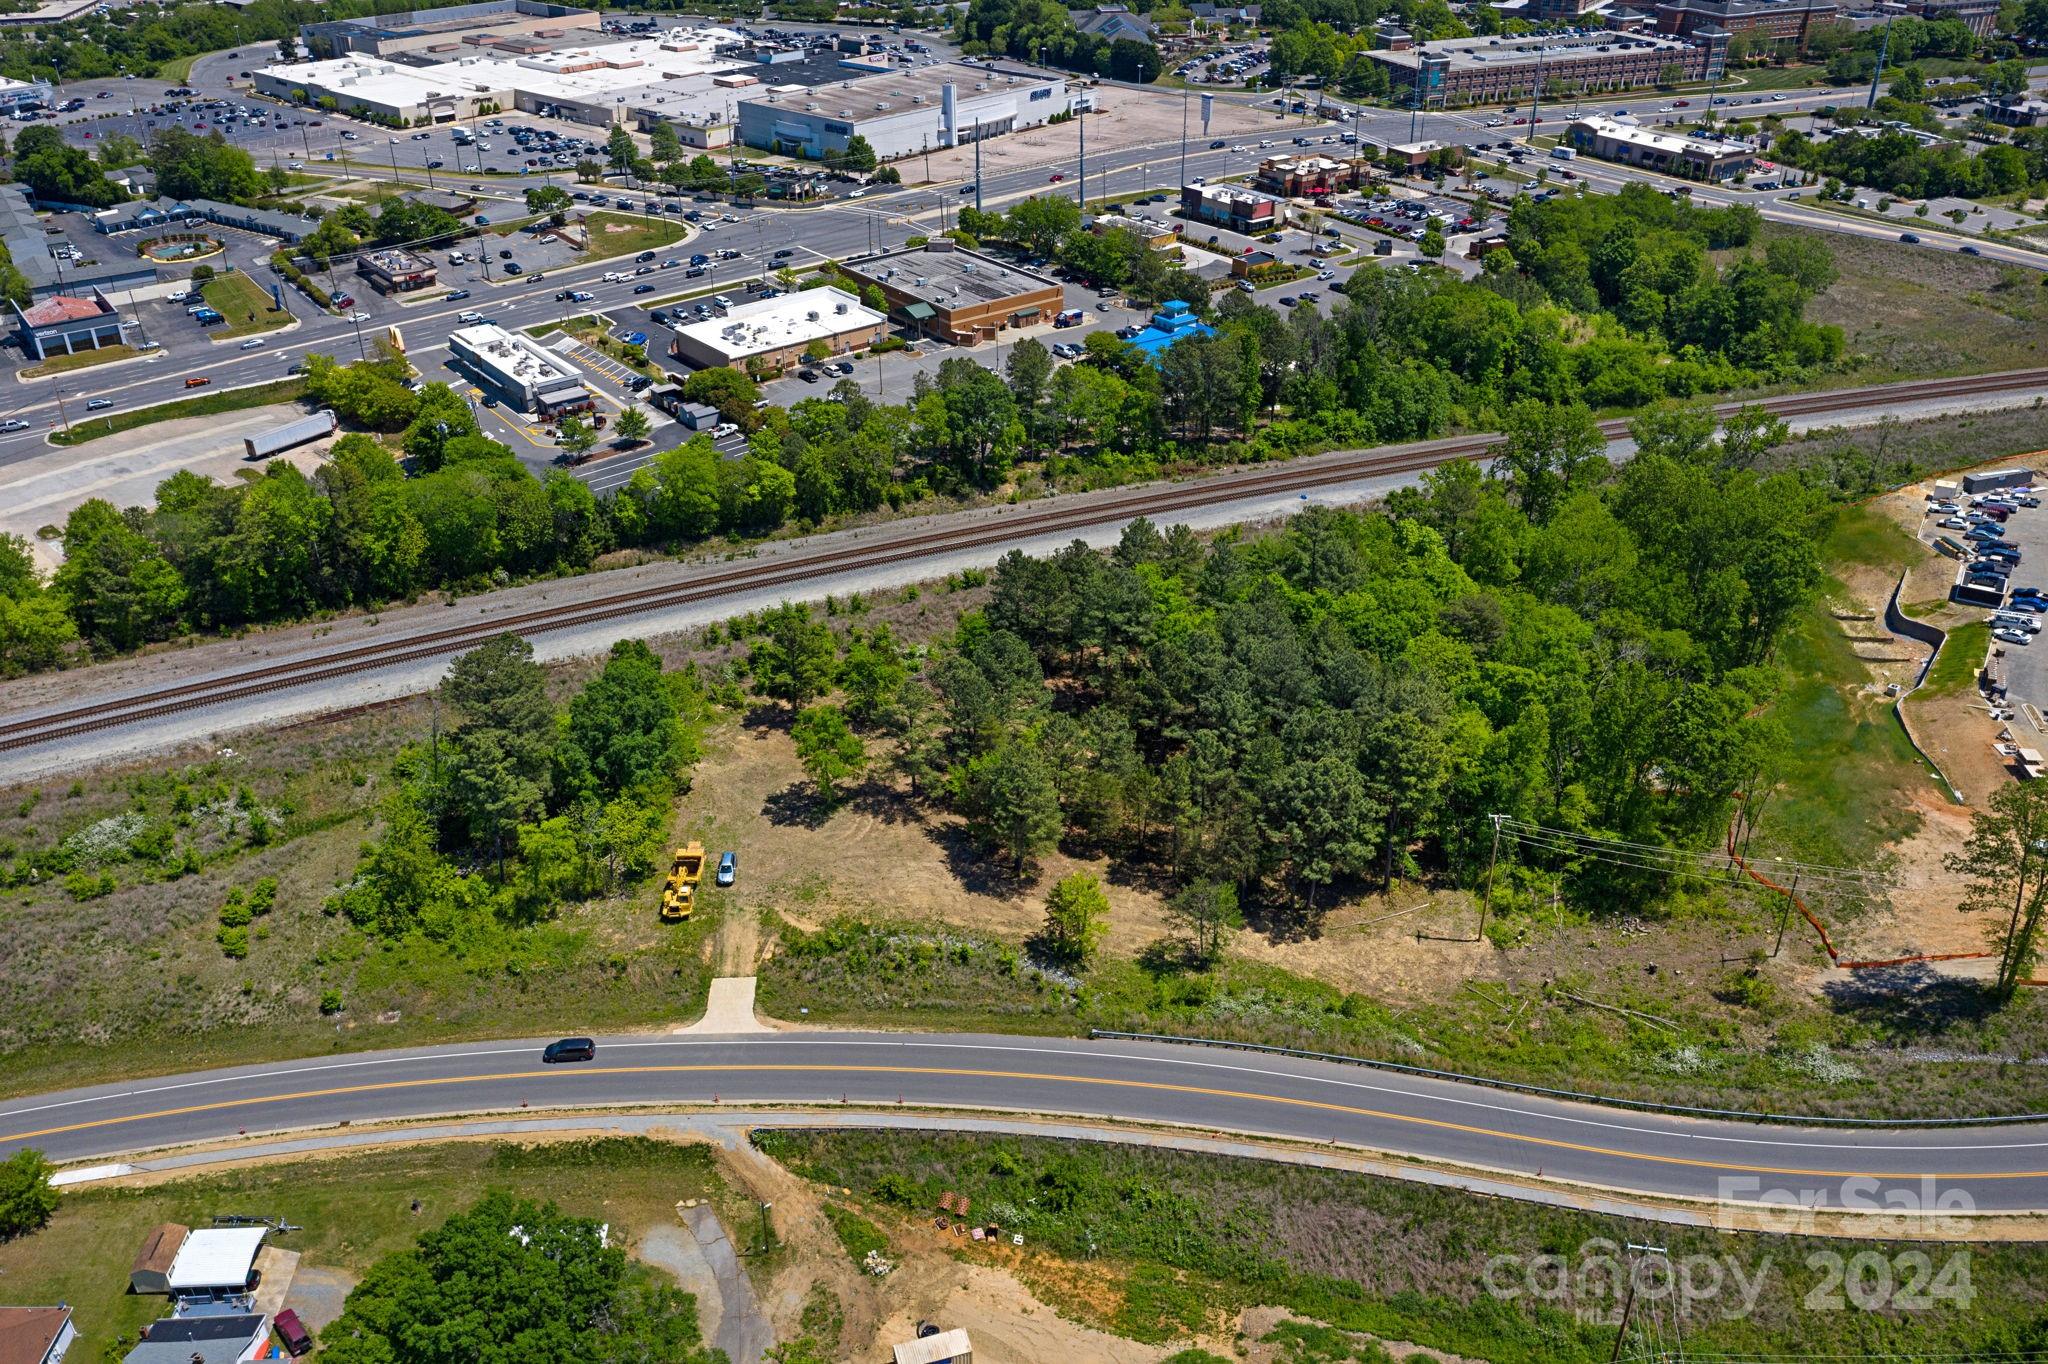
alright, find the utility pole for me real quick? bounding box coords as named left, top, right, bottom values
left=1077, top=103, right=1086, bottom=209
left=1772, top=872, right=1799, bottom=958
left=1866, top=11, right=1896, bottom=111
left=1478, top=814, right=1503, bottom=942
left=972, top=117, right=983, bottom=213
left=1525, top=41, right=1548, bottom=148
left=1609, top=1242, right=1670, bottom=1364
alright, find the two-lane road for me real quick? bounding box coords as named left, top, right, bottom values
left=5, top=1032, right=2046, bottom=1212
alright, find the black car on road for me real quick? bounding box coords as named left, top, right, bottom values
left=543, top=1037, right=596, bottom=1063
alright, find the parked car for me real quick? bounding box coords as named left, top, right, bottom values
left=542, top=1037, right=596, bottom=1063
left=1994, top=627, right=2032, bottom=646
left=272, top=1309, right=314, bottom=1357
left=716, top=851, right=736, bottom=886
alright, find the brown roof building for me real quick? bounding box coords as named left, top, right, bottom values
left=0, top=1305, right=76, bottom=1364
left=839, top=242, right=1063, bottom=346
left=129, top=1223, right=188, bottom=1295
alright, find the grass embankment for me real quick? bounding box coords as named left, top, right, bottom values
left=23, top=343, right=138, bottom=379
left=1753, top=505, right=1935, bottom=870
left=200, top=271, right=294, bottom=339
left=0, top=1139, right=732, bottom=1361
left=48, top=378, right=308, bottom=446
left=763, top=1129, right=2048, bottom=1364
left=1922, top=621, right=1991, bottom=698
left=154, top=52, right=198, bottom=82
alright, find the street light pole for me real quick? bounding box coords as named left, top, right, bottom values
left=1866, top=12, right=1896, bottom=111
left=1179, top=90, right=1189, bottom=190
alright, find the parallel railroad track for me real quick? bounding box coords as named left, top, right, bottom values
left=4, top=366, right=2044, bottom=755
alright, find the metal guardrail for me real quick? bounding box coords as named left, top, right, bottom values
left=1086, top=1029, right=2048, bottom=1128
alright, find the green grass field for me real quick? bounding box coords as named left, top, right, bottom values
left=48, top=378, right=308, bottom=447
left=200, top=272, right=293, bottom=339
left=580, top=210, right=687, bottom=261
left=0, top=1140, right=732, bottom=1360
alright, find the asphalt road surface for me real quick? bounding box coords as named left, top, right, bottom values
left=4, top=1031, right=2045, bottom=1212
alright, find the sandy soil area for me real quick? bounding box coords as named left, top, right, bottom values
left=908, top=86, right=1282, bottom=183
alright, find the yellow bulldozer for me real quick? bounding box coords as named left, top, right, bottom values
left=661, top=841, right=705, bottom=922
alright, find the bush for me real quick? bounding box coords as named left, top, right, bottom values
left=63, top=870, right=113, bottom=900
left=319, top=988, right=345, bottom=1015
left=217, top=925, right=249, bottom=959
left=0, top=1148, right=58, bottom=1240
left=823, top=1204, right=889, bottom=1265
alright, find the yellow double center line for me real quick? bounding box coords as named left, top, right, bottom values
left=4, top=1063, right=2043, bottom=1183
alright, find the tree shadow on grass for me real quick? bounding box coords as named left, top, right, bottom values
left=1820, top=962, right=2003, bottom=1039
left=924, top=819, right=1037, bottom=901
left=762, top=780, right=835, bottom=830
left=741, top=703, right=794, bottom=735
left=843, top=779, right=927, bottom=828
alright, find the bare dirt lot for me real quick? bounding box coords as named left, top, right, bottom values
left=909, top=87, right=1285, bottom=183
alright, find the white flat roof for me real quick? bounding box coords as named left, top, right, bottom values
left=262, top=28, right=751, bottom=112
left=166, top=1227, right=266, bottom=1291
left=1574, top=114, right=1749, bottom=158
left=673, top=286, right=885, bottom=363
left=451, top=322, right=584, bottom=389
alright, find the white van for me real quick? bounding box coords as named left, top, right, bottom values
left=458, top=309, right=486, bottom=323
left=448, top=250, right=467, bottom=265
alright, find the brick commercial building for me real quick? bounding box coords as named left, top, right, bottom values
left=1567, top=115, right=1758, bottom=179
left=1652, top=0, right=1838, bottom=48
left=1367, top=30, right=1721, bottom=107
left=1180, top=181, right=1289, bottom=233
left=1255, top=154, right=1369, bottom=197
left=356, top=247, right=439, bottom=294
left=840, top=241, right=1063, bottom=345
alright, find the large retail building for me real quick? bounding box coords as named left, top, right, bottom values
left=737, top=63, right=1074, bottom=161
left=839, top=242, right=1064, bottom=345
left=257, top=25, right=753, bottom=128
left=669, top=286, right=887, bottom=371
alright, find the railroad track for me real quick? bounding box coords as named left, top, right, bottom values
left=4, top=366, right=2044, bottom=756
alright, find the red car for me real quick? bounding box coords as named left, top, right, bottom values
left=1049, top=172, right=1065, bottom=182
left=272, top=1309, right=313, bottom=1357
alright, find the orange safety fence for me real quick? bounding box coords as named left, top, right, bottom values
left=1723, top=807, right=2007, bottom=975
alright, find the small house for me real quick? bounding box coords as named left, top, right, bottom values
left=0, top=1306, right=76, bottom=1364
